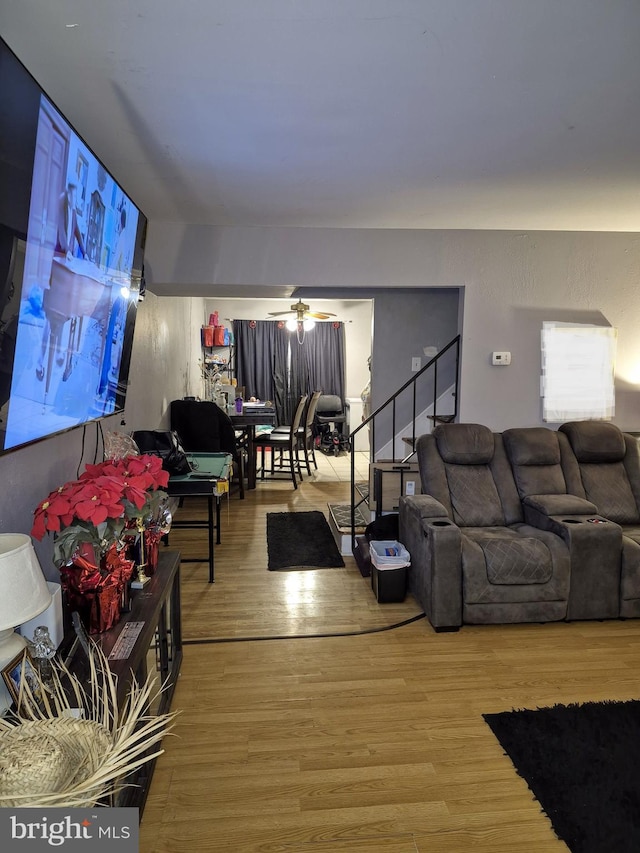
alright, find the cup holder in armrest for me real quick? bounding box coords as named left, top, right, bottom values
left=431, top=520, right=452, bottom=526
left=561, top=517, right=609, bottom=524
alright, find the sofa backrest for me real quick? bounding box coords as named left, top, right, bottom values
left=502, top=427, right=569, bottom=498
left=416, top=423, right=523, bottom=527
left=559, top=421, right=640, bottom=524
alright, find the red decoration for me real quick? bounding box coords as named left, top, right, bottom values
left=144, top=528, right=163, bottom=575
left=33, top=453, right=169, bottom=634
left=59, top=542, right=134, bottom=634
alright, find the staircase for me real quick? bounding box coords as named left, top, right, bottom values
left=345, top=335, right=461, bottom=569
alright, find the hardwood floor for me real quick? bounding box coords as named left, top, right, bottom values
left=139, top=452, right=640, bottom=852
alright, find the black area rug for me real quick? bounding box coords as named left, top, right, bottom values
left=483, top=700, right=640, bottom=853
left=266, top=511, right=345, bottom=571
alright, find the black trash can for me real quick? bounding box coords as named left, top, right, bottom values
left=371, top=564, right=407, bottom=603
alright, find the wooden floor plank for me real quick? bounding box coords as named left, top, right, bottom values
left=139, top=452, right=638, bottom=852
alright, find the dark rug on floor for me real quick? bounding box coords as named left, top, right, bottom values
left=483, top=699, right=640, bottom=853
left=267, top=511, right=345, bottom=571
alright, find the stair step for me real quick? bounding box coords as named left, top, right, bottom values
left=355, top=481, right=369, bottom=501
left=327, top=503, right=372, bottom=556
left=427, top=414, right=455, bottom=424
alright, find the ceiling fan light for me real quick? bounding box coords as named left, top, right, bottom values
left=286, top=318, right=298, bottom=331
left=303, top=318, right=315, bottom=331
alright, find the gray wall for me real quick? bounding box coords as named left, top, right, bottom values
left=147, top=225, right=640, bottom=430
left=370, top=288, right=460, bottom=431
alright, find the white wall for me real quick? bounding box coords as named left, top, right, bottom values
left=201, top=296, right=373, bottom=399
left=147, top=225, right=640, bottom=430
left=0, top=293, right=202, bottom=575
left=125, top=292, right=206, bottom=427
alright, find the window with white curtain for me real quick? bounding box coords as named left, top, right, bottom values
left=541, top=321, right=617, bottom=422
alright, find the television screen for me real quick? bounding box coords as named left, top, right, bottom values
left=0, top=38, right=146, bottom=454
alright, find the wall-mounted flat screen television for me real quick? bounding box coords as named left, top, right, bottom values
left=0, top=37, right=146, bottom=454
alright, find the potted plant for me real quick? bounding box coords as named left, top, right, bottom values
left=31, top=454, right=170, bottom=633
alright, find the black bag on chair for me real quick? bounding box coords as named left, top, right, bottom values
left=132, top=429, right=192, bottom=476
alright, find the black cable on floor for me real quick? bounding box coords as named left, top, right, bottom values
left=183, top=612, right=426, bottom=645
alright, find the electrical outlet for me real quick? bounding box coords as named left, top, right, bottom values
left=411, top=357, right=421, bottom=372
left=492, top=351, right=511, bottom=366
left=405, top=481, right=415, bottom=495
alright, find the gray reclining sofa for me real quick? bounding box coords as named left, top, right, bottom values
left=399, top=421, right=633, bottom=631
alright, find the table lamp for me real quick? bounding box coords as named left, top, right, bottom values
left=0, top=533, right=52, bottom=714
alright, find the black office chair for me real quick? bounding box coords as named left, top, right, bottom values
left=314, top=394, right=350, bottom=456
left=170, top=398, right=244, bottom=499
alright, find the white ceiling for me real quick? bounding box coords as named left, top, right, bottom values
left=2, top=0, right=640, bottom=232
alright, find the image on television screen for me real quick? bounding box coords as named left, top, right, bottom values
left=2, top=94, right=142, bottom=452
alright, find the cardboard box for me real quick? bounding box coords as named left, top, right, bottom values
left=369, top=461, right=421, bottom=514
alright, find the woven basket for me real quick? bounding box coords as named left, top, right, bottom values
left=0, top=717, right=112, bottom=807
left=0, top=644, right=177, bottom=808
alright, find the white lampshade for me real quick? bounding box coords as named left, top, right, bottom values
left=0, top=534, right=52, bottom=631
left=0, top=533, right=52, bottom=713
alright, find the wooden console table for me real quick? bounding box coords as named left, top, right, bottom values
left=67, top=548, right=182, bottom=814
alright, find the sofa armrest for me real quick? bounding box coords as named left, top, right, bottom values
left=399, top=493, right=449, bottom=520
left=399, top=495, right=462, bottom=631
left=523, top=494, right=598, bottom=517
left=520, top=494, right=621, bottom=619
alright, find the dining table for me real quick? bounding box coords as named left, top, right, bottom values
left=229, top=405, right=277, bottom=489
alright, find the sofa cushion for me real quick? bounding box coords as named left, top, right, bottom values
left=560, top=421, right=626, bottom=462
left=579, top=462, right=640, bottom=524
left=502, top=427, right=567, bottom=497
left=461, top=526, right=569, bottom=605
left=482, top=537, right=553, bottom=585
left=435, top=423, right=494, bottom=465
left=445, top=464, right=505, bottom=527
left=503, top=427, right=560, bottom=466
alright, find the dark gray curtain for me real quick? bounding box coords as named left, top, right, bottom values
left=272, top=324, right=289, bottom=421
left=234, top=320, right=281, bottom=400
left=234, top=319, right=345, bottom=425
left=303, top=322, right=345, bottom=401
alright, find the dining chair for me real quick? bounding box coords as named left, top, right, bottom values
left=271, top=390, right=322, bottom=476
left=256, top=395, right=308, bottom=489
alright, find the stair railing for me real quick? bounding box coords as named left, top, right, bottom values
left=349, top=334, right=460, bottom=549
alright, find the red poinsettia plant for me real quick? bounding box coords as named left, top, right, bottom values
left=32, top=454, right=170, bottom=568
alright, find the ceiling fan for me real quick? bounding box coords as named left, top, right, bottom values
left=268, top=299, right=336, bottom=322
